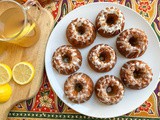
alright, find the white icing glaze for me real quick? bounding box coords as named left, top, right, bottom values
left=117, top=28, right=148, bottom=58
left=97, top=7, right=124, bottom=33
left=69, top=18, right=94, bottom=42
left=96, top=75, right=124, bottom=104
left=52, top=46, right=81, bottom=74
left=64, top=73, right=93, bottom=103
left=88, top=44, right=116, bottom=70
left=121, top=60, right=153, bottom=89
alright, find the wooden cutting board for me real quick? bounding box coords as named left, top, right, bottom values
left=0, top=8, right=54, bottom=120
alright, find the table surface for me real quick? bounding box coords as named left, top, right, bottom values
left=8, top=0, right=160, bottom=120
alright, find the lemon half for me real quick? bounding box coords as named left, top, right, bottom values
left=0, top=83, right=12, bottom=103
left=12, top=62, right=35, bottom=85
left=0, top=63, right=12, bottom=85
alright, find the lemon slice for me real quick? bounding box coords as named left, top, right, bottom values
left=0, top=83, right=12, bottom=103
left=12, top=62, right=35, bottom=85
left=17, top=23, right=36, bottom=38
left=8, top=22, right=36, bottom=40
left=0, top=63, right=12, bottom=85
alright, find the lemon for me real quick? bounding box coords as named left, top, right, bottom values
left=12, top=62, right=35, bottom=85
left=8, top=22, right=36, bottom=40
left=0, top=63, right=12, bottom=85
left=0, top=83, right=12, bottom=103
left=18, top=23, right=36, bottom=38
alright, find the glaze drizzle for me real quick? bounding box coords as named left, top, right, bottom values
left=95, top=75, right=124, bottom=104
left=97, top=7, right=125, bottom=33
left=69, top=18, right=94, bottom=42
left=116, top=28, right=148, bottom=58
left=52, top=45, right=82, bottom=74
left=121, top=60, right=153, bottom=89
left=64, top=73, right=93, bottom=103
left=88, top=44, right=116, bottom=71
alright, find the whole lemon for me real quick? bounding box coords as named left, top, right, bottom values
left=0, top=83, right=12, bottom=103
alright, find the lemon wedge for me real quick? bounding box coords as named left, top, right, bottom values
left=12, top=62, right=35, bottom=85
left=0, top=63, right=12, bottom=85
left=0, top=83, right=12, bottom=103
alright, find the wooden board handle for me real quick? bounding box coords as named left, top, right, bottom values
left=0, top=104, right=10, bottom=120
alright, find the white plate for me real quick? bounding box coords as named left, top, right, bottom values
left=45, top=2, right=160, bottom=118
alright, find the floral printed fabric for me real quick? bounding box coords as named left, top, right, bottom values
left=8, top=0, right=160, bottom=119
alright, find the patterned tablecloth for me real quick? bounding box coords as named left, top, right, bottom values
left=8, top=0, right=160, bottom=119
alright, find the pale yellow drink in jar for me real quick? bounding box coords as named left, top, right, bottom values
left=0, top=7, right=40, bottom=47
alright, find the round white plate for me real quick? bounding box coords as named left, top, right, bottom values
left=45, top=2, right=160, bottom=118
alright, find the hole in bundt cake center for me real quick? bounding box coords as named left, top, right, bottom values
left=106, top=14, right=118, bottom=26
left=76, top=26, right=85, bottom=35
left=133, top=69, right=143, bottom=78
left=62, top=54, right=71, bottom=63
left=129, top=36, right=138, bottom=46
left=75, top=83, right=83, bottom=92
left=99, top=51, right=111, bottom=62
left=106, top=85, right=118, bottom=96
